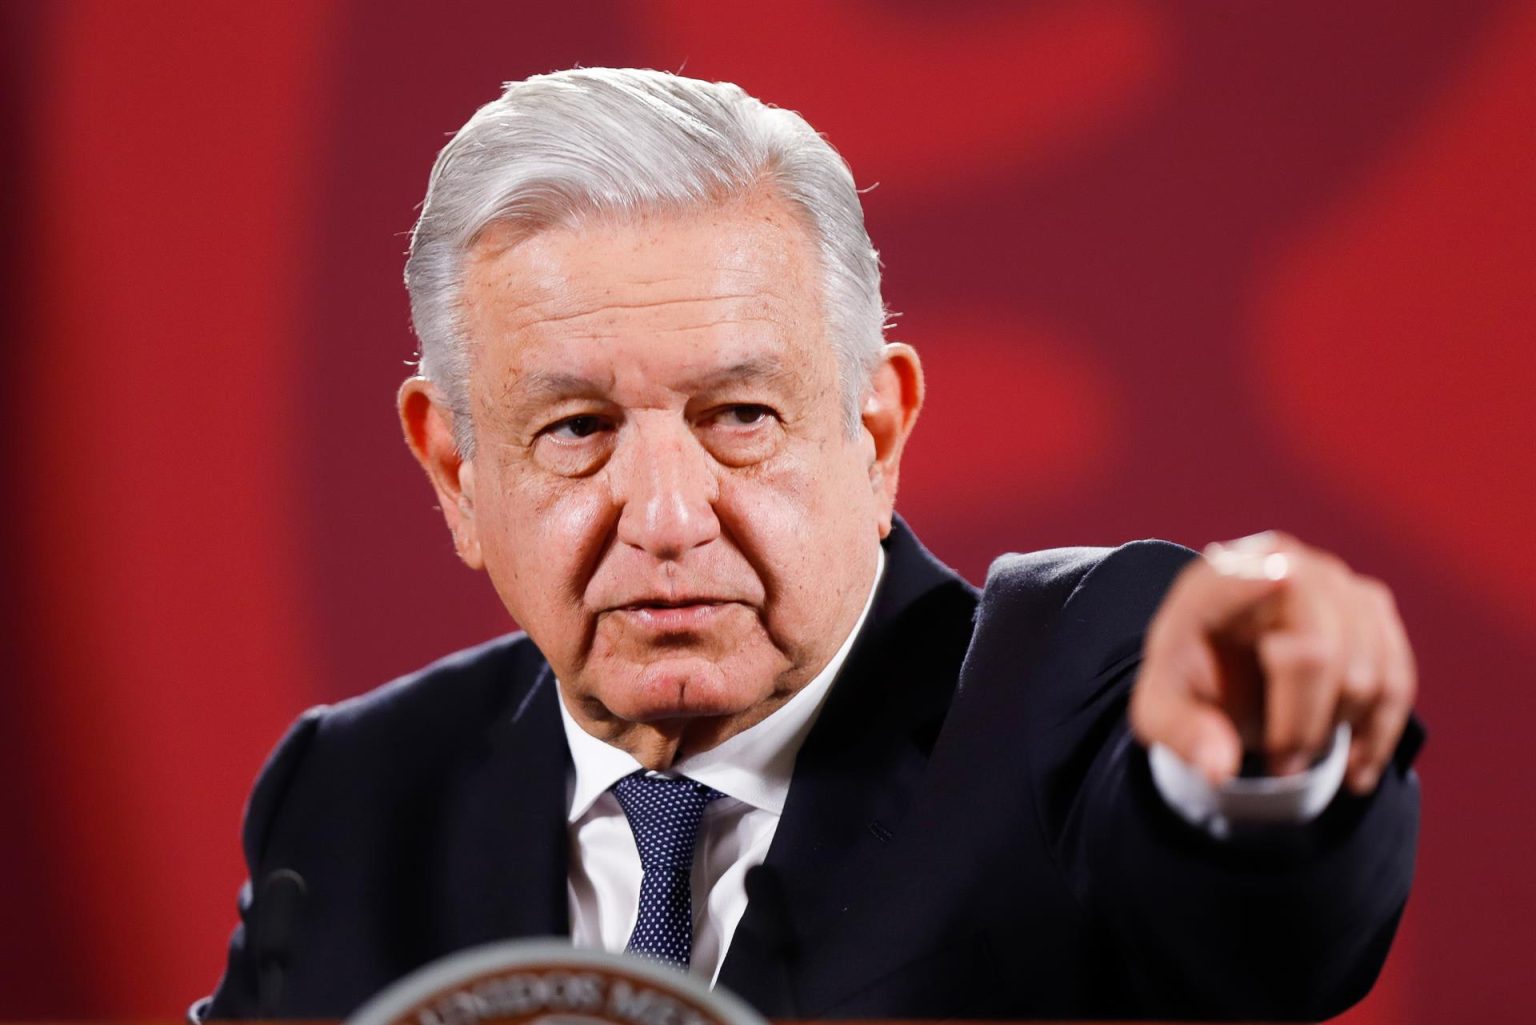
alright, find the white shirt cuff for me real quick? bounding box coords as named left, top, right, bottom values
left=1148, top=724, right=1350, bottom=840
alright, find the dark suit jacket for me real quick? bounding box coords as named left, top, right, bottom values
left=206, top=524, right=1420, bottom=1020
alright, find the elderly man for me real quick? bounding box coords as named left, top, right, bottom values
left=204, top=69, right=1419, bottom=1020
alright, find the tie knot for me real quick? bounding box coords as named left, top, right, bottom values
left=610, top=772, right=722, bottom=871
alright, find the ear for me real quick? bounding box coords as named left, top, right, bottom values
left=399, top=376, right=483, bottom=569
left=862, top=342, right=924, bottom=538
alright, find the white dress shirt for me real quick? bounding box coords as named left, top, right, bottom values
left=557, top=546, right=1344, bottom=982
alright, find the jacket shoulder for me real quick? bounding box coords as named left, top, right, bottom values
left=321, top=632, right=548, bottom=738
left=982, top=539, right=1194, bottom=601
left=211, top=633, right=557, bottom=1019
left=241, top=633, right=549, bottom=863
left=978, top=540, right=1196, bottom=645
left=959, top=540, right=1196, bottom=735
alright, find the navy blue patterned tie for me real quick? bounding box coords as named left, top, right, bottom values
left=610, top=771, right=723, bottom=969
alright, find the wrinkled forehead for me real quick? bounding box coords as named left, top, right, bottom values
left=454, top=191, right=841, bottom=405
left=459, top=193, right=830, bottom=352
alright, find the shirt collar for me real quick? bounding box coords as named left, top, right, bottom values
left=558, top=546, right=886, bottom=822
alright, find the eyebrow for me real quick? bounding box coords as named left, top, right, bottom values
left=687, top=356, right=798, bottom=392
left=515, top=370, right=612, bottom=404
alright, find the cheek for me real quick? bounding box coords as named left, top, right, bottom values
left=477, top=473, right=613, bottom=626
left=737, top=440, right=873, bottom=535
left=720, top=445, right=878, bottom=611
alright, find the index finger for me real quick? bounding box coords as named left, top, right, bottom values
left=1131, top=633, right=1243, bottom=785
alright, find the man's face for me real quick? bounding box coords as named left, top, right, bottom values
left=415, top=193, right=911, bottom=759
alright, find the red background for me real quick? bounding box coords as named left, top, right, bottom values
left=3, top=2, right=1532, bottom=1020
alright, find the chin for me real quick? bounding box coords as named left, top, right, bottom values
left=598, top=658, right=769, bottom=724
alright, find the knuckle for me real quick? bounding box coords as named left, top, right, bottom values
left=1359, top=575, right=1391, bottom=603
left=1269, top=633, right=1336, bottom=676
left=1280, top=552, right=1327, bottom=591
left=1341, top=668, right=1377, bottom=703
left=1372, top=578, right=1402, bottom=614
left=1314, top=551, right=1353, bottom=586
left=1363, top=577, right=1403, bottom=620
left=1308, top=544, right=1342, bottom=569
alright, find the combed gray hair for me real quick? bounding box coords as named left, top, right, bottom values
left=405, top=67, right=888, bottom=455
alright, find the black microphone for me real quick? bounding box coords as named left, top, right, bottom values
left=253, top=868, right=307, bottom=1015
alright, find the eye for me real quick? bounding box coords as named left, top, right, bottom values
left=531, top=412, right=616, bottom=477
left=697, top=403, right=782, bottom=467
left=712, top=404, right=775, bottom=427
left=543, top=414, right=611, bottom=440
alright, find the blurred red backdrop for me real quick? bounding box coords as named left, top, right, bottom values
left=3, top=2, right=1532, bottom=1021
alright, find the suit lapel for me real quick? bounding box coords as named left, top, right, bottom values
left=719, top=522, right=979, bottom=1013
left=434, top=661, right=571, bottom=952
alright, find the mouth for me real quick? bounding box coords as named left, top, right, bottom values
left=607, top=599, right=736, bottom=633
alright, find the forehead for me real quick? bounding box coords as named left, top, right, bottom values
left=458, top=194, right=833, bottom=391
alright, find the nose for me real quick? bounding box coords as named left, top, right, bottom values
left=612, top=417, right=721, bottom=560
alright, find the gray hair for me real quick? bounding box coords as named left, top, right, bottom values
left=404, top=67, right=888, bottom=455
